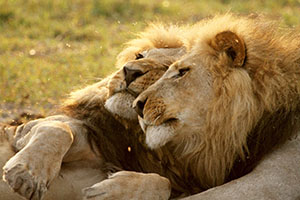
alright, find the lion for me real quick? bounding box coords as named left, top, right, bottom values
left=129, top=13, right=300, bottom=197
left=1, top=24, right=186, bottom=200
left=4, top=15, right=300, bottom=200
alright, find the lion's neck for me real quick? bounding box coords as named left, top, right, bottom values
left=60, top=80, right=137, bottom=167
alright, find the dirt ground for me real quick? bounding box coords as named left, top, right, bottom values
left=0, top=103, right=53, bottom=125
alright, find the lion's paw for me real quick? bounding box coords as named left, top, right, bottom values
left=3, top=162, right=48, bottom=200
left=3, top=150, right=60, bottom=200
left=82, top=171, right=171, bottom=200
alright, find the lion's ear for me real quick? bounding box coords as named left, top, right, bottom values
left=210, top=31, right=246, bottom=68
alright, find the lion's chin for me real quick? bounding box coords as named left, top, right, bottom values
left=105, top=92, right=137, bottom=120
left=140, top=122, right=175, bottom=149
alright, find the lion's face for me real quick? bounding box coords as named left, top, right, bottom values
left=105, top=47, right=186, bottom=121
left=128, top=14, right=300, bottom=189
left=134, top=30, right=249, bottom=150
left=133, top=53, right=214, bottom=148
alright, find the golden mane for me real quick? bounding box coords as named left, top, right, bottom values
left=178, top=14, right=300, bottom=187
left=132, top=14, right=300, bottom=195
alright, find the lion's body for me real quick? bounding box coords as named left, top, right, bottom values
left=1, top=24, right=187, bottom=199
left=135, top=13, right=300, bottom=193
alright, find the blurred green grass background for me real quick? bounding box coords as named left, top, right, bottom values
left=1, top=0, right=300, bottom=115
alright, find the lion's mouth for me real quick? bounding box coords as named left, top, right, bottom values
left=138, top=116, right=179, bottom=149
left=125, top=88, right=139, bottom=98
left=139, top=117, right=179, bottom=133
left=162, top=117, right=178, bottom=124
left=105, top=92, right=138, bottom=120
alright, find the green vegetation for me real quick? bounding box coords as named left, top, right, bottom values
left=1, top=0, right=300, bottom=114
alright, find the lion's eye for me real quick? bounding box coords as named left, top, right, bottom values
left=172, top=67, right=190, bottom=78
left=135, top=53, right=144, bottom=60
left=179, top=68, right=190, bottom=76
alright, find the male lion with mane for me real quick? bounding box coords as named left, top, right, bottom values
left=131, top=13, right=300, bottom=198
left=1, top=24, right=186, bottom=200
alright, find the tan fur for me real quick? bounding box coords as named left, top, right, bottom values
left=134, top=13, right=300, bottom=193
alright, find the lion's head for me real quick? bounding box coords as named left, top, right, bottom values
left=105, top=24, right=186, bottom=121
left=134, top=14, right=300, bottom=188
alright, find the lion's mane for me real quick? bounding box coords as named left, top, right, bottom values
left=170, top=14, right=300, bottom=189
left=127, top=14, right=300, bottom=197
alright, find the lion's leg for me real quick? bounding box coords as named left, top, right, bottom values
left=1, top=122, right=106, bottom=200
left=3, top=120, right=74, bottom=200
left=82, top=171, right=171, bottom=200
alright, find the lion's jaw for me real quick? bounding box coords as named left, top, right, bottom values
left=135, top=58, right=213, bottom=149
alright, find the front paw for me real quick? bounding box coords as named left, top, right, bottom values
left=3, top=118, right=73, bottom=200
left=3, top=150, right=60, bottom=200
left=3, top=162, right=48, bottom=200
left=82, top=171, right=171, bottom=200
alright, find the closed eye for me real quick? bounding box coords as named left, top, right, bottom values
left=172, top=67, right=190, bottom=78
left=135, top=53, right=144, bottom=60
left=179, top=68, right=190, bottom=76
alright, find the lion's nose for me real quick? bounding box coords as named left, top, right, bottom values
left=133, top=97, right=148, bottom=118
left=124, top=66, right=144, bottom=87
